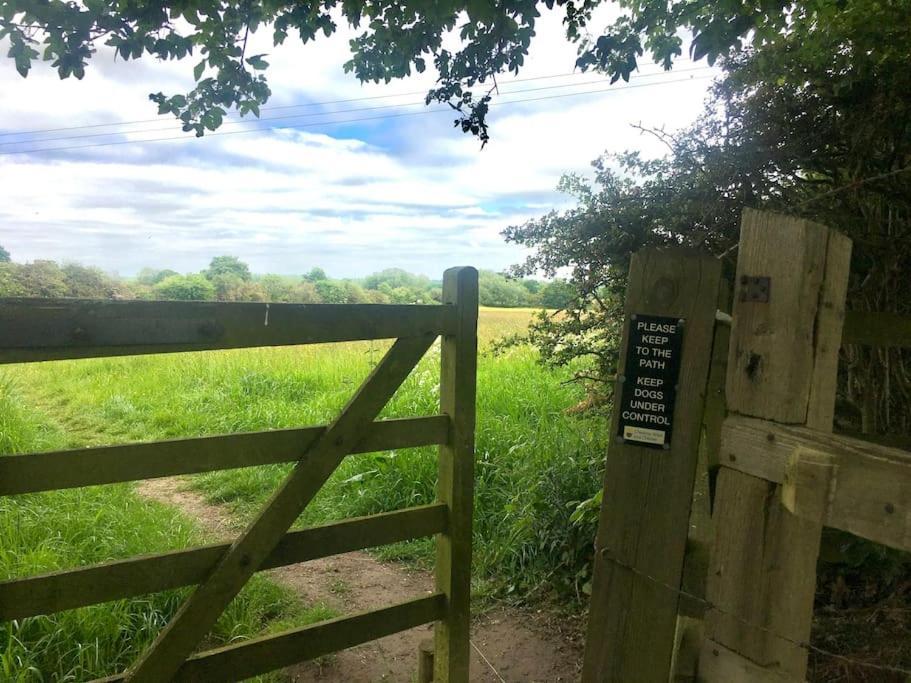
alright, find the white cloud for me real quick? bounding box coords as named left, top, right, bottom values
left=0, top=10, right=717, bottom=278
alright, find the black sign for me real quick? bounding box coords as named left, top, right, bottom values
left=617, top=314, right=685, bottom=449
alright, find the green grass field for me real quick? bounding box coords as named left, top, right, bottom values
left=0, top=307, right=606, bottom=679
left=0, top=376, right=334, bottom=681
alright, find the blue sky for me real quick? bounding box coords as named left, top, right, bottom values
left=0, top=9, right=716, bottom=279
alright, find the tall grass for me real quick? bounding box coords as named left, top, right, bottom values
left=6, top=308, right=606, bottom=608
left=0, top=375, right=332, bottom=681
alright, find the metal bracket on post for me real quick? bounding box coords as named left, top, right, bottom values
left=739, top=275, right=771, bottom=303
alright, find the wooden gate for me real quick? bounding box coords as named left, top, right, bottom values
left=700, top=212, right=911, bottom=681
left=583, top=210, right=911, bottom=682
left=0, top=266, right=478, bottom=682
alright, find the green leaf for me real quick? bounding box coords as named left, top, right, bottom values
left=245, top=54, right=269, bottom=70
left=193, top=59, right=205, bottom=81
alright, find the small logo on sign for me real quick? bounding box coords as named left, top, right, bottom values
left=623, top=426, right=666, bottom=445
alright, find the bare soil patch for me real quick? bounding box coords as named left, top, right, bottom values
left=137, top=478, right=584, bottom=682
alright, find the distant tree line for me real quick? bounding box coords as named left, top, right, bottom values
left=0, top=249, right=574, bottom=309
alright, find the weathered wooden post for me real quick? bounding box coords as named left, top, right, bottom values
left=434, top=266, right=478, bottom=682
left=672, top=278, right=732, bottom=682
left=418, top=638, right=435, bottom=683
left=582, top=248, right=721, bottom=682
left=699, top=209, right=851, bottom=681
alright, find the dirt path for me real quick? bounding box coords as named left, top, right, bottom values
left=138, top=478, right=584, bottom=683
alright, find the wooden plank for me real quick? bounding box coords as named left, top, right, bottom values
left=704, top=468, right=821, bottom=680
left=672, top=280, right=732, bottom=680
left=721, top=415, right=911, bottom=551
left=781, top=448, right=837, bottom=523
left=806, top=231, right=852, bottom=430
left=842, top=311, right=911, bottom=348
left=95, top=594, right=446, bottom=683
left=676, top=277, right=731, bottom=621
left=838, top=429, right=911, bottom=451
left=127, top=333, right=435, bottom=681
left=702, top=210, right=852, bottom=682
left=0, top=299, right=455, bottom=364
left=418, top=639, right=435, bottom=683
left=0, top=504, right=447, bottom=621
left=0, top=416, right=449, bottom=495
left=725, top=209, right=833, bottom=424
left=434, top=267, right=478, bottom=683
left=704, top=279, right=732, bottom=481
left=672, top=616, right=705, bottom=682
left=581, top=249, right=721, bottom=683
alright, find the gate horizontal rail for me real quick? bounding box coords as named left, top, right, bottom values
left=842, top=310, right=911, bottom=348
left=0, top=415, right=449, bottom=495
left=0, top=298, right=457, bottom=363
left=0, top=267, right=478, bottom=683
left=95, top=594, right=447, bottom=683
left=0, top=503, right=448, bottom=621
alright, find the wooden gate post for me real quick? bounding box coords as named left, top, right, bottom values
left=699, top=209, right=851, bottom=681
left=672, top=277, right=732, bottom=682
left=582, top=249, right=721, bottom=682
left=434, top=266, right=478, bottom=683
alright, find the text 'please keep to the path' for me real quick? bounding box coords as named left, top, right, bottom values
left=616, top=314, right=684, bottom=449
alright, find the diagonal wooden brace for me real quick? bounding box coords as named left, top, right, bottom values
left=126, top=333, right=437, bottom=681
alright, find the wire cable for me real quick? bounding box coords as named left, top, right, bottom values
left=0, top=66, right=714, bottom=149
left=0, top=59, right=703, bottom=141
left=0, top=74, right=713, bottom=157
left=598, top=547, right=911, bottom=679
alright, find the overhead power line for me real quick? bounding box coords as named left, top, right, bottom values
left=0, top=59, right=704, bottom=141
left=0, top=73, right=713, bottom=157
left=0, top=66, right=714, bottom=149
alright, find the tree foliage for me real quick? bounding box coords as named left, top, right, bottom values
left=302, top=267, right=327, bottom=282
left=204, top=255, right=252, bottom=281
left=61, top=263, right=122, bottom=298
left=0, top=245, right=10, bottom=262
left=1, top=253, right=572, bottom=310
left=153, top=273, right=216, bottom=301
left=538, top=279, right=576, bottom=309
left=506, top=0, right=911, bottom=434
left=0, top=0, right=843, bottom=141
left=4, top=260, right=68, bottom=298
left=478, top=269, right=533, bottom=307
left=136, top=267, right=179, bottom=286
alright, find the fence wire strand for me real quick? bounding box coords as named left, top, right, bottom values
left=471, top=638, right=507, bottom=682
left=598, top=548, right=911, bottom=679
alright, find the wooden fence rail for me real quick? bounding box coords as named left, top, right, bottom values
left=842, top=310, right=911, bottom=348
left=0, top=267, right=478, bottom=683
left=720, top=415, right=911, bottom=552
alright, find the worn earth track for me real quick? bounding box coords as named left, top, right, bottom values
left=137, top=478, right=584, bottom=683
